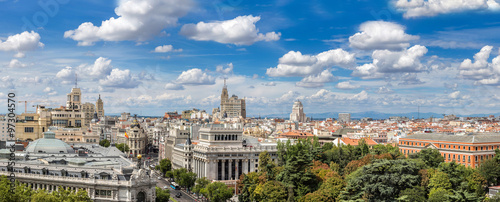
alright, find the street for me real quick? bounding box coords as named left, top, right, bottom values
left=156, top=177, right=197, bottom=202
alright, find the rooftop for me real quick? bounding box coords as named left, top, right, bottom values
left=401, top=133, right=500, bottom=143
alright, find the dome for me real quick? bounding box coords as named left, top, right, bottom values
left=25, top=131, right=74, bottom=154
left=131, top=115, right=140, bottom=128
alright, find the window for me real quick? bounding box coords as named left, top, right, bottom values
left=25, top=127, right=34, bottom=133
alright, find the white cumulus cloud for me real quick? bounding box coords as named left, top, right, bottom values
left=266, top=49, right=355, bottom=77
left=0, top=31, right=44, bottom=57
left=99, top=68, right=140, bottom=88
left=352, top=45, right=428, bottom=79
left=153, top=45, right=182, bottom=53
left=164, top=82, right=185, bottom=90
left=448, top=91, right=461, bottom=99
left=7, top=59, right=28, bottom=68
left=459, top=45, right=500, bottom=85
left=216, top=63, right=233, bottom=74
left=296, top=70, right=336, bottom=88
left=64, top=0, right=193, bottom=46
left=349, top=21, right=419, bottom=51
left=175, top=68, right=215, bottom=85
left=395, top=0, right=500, bottom=18
left=335, top=81, right=360, bottom=90
left=180, top=15, right=280, bottom=45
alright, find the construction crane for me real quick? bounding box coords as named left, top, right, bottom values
left=18, top=100, right=59, bottom=113
left=18, top=101, right=28, bottom=113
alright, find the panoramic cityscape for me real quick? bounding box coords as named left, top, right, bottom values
left=2, top=0, right=500, bottom=201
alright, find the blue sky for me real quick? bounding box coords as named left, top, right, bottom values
left=2, top=0, right=500, bottom=117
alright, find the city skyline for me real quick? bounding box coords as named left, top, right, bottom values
left=2, top=0, right=500, bottom=116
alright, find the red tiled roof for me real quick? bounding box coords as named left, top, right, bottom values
left=341, top=137, right=378, bottom=146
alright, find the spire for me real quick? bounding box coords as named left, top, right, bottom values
left=75, top=73, right=78, bottom=88
left=99, top=94, right=101, bottom=99
left=223, top=78, right=227, bottom=88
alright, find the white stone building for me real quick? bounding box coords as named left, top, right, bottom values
left=0, top=131, right=156, bottom=202
left=171, top=124, right=278, bottom=182
left=289, top=100, right=307, bottom=122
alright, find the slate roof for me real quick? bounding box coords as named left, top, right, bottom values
left=401, top=133, right=500, bottom=143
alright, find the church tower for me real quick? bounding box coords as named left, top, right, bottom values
left=96, top=94, right=104, bottom=118
left=221, top=79, right=228, bottom=104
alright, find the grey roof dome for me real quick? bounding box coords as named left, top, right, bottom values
left=25, top=131, right=74, bottom=154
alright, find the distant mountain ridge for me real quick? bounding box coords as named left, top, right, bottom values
left=251, top=111, right=500, bottom=120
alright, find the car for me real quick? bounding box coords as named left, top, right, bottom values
left=158, top=177, right=162, bottom=180
left=175, top=193, right=182, bottom=198
left=163, top=186, right=168, bottom=189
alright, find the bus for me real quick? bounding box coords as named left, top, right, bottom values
left=170, top=182, right=180, bottom=190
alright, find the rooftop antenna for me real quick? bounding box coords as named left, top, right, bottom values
left=75, top=73, right=78, bottom=88
left=417, top=105, right=420, bottom=120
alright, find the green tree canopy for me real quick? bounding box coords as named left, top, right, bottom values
left=158, top=159, right=172, bottom=176
left=479, top=158, right=500, bottom=186
left=259, top=181, right=288, bottom=202
left=155, top=187, right=170, bottom=202
left=0, top=177, right=90, bottom=202
left=99, top=139, right=110, bottom=147
left=410, top=148, right=444, bottom=168
left=397, top=186, right=427, bottom=202
left=193, top=177, right=211, bottom=195
left=179, top=171, right=197, bottom=191
left=115, top=143, right=130, bottom=153
left=340, top=159, right=423, bottom=201
left=204, top=182, right=233, bottom=202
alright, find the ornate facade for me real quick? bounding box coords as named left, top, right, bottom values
left=220, top=80, right=246, bottom=119
left=289, top=100, right=307, bottom=122
left=1, top=131, right=156, bottom=202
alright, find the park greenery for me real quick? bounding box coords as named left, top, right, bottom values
left=161, top=137, right=500, bottom=201
left=0, top=176, right=91, bottom=202
left=235, top=137, right=500, bottom=202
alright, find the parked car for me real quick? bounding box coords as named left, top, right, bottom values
left=157, top=176, right=162, bottom=180
left=163, top=186, right=168, bottom=189
left=175, top=193, right=182, bottom=198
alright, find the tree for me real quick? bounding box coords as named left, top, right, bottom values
left=179, top=171, right=197, bottom=191
left=428, top=187, right=451, bottom=202
left=158, top=159, right=172, bottom=176
left=397, top=186, right=427, bottom=202
left=155, top=187, right=170, bottom=202
left=193, top=177, right=211, bottom=196
left=340, top=159, right=423, bottom=201
left=428, top=171, right=452, bottom=191
left=0, top=177, right=90, bottom=202
left=438, top=162, right=470, bottom=189
left=115, top=143, right=130, bottom=153
left=99, top=139, right=110, bottom=147
left=479, top=158, right=500, bottom=186
left=260, top=181, right=288, bottom=202
left=172, top=168, right=188, bottom=184
left=300, top=172, right=345, bottom=202
left=410, top=148, right=444, bottom=168
left=259, top=151, right=276, bottom=180
left=238, top=172, right=260, bottom=202
left=205, top=182, right=233, bottom=202
left=276, top=138, right=319, bottom=199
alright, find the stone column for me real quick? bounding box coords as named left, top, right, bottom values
left=242, top=159, right=247, bottom=175
left=228, top=160, right=232, bottom=180
left=221, top=160, right=225, bottom=180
